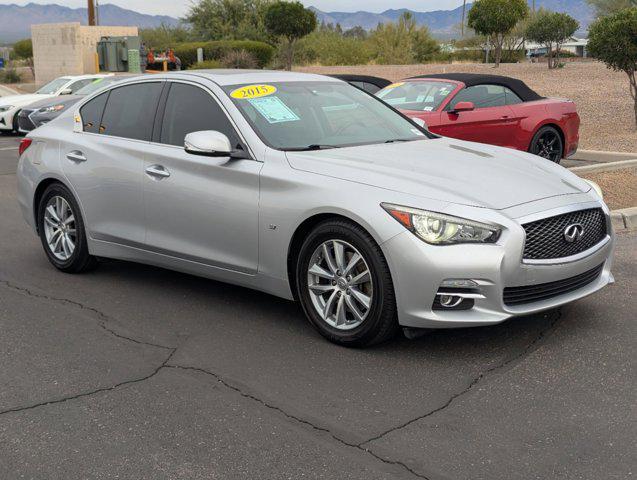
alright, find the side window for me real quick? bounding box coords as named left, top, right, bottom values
left=447, top=84, right=507, bottom=110
left=505, top=87, right=523, bottom=105
left=79, top=92, right=108, bottom=133
left=67, top=79, right=94, bottom=93
left=100, top=82, right=163, bottom=141
left=160, top=83, right=240, bottom=148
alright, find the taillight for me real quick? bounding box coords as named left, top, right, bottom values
left=18, top=138, right=32, bottom=156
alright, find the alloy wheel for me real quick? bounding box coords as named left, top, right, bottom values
left=43, top=196, right=77, bottom=261
left=306, top=239, right=373, bottom=330
left=535, top=130, right=562, bottom=162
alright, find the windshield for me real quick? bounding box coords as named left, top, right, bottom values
left=223, top=81, right=429, bottom=150
left=75, top=76, right=127, bottom=95
left=36, top=78, right=70, bottom=95
left=376, top=81, right=458, bottom=112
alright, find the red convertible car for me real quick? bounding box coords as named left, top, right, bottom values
left=376, top=73, right=580, bottom=163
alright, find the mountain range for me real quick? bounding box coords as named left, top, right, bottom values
left=0, top=1, right=592, bottom=43
left=0, top=3, right=179, bottom=42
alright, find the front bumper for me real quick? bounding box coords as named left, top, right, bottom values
left=382, top=200, right=614, bottom=329
left=0, top=109, right=16, bottom=131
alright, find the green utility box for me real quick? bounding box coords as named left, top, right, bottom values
left=97, top=36, right=141, bottom=72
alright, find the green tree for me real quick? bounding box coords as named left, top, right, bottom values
left=185, top=0, right=273, bottom=42
left=12, top=38, right=32, bottom=59
left=587, top=0, right=637, bottom=18
left=587, top=7, right=637, bottom=128
left=467, top=0, right=528, bottom=67
left=525, top=9, right=579, bottom=68
left=369, top=12, right=439, bottom=64
left=264, top=1, right=317, bottom=70
left=140, top=24, right=192, bottom=50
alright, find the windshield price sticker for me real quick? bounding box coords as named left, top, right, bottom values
left=248, top=96, right=300, bottom=124
left=231, top=84, right=277, bottom=99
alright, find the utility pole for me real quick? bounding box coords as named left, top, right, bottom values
left=461, top=0, right=466, bottom=36
left=87, top=0, right=96, bottom=26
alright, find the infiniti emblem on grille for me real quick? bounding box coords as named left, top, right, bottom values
left=563, top=223, right=585, bottom=243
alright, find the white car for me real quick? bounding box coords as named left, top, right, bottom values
left=0, top=74, right=113, bottom=133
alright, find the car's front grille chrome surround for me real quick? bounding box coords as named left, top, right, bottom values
left=522, top=208, right=607, bottom=260
left=503, top=263, right=604, bottom=306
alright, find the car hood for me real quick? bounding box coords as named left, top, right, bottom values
left=23, top=95, right=83, bottom=110
left=285, top=137, right=591, bottom=210
left=0, top=93, right=54, bottom=108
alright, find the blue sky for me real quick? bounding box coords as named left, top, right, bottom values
left=4, top=1, right=466, bottom=17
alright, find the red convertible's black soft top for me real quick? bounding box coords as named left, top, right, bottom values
left=408, top=73, right=544, bottom=102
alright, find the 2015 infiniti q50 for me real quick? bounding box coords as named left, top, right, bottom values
left=16, top=71, right=614, bottom=347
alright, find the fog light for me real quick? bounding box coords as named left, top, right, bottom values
left=439, top=295, right=463, bottom=308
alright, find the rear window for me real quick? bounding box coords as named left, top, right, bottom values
left=99, top=82, right=163, bottom=141
left=376, top=81, right=457, bottom=111
left=79, top=92, right=108, bottom=134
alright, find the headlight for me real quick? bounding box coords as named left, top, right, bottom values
left=382, top=203, right=501, bottom=245
left=0, top=105, right=14, bottom=112
left=38, top=104, right=66, bottom=113
left=583, top=179, right=604, bottom=200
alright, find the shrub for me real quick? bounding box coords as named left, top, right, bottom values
left=12, top=39, right=32, bottom=60
left=295, top=30, right=374, bottom=66
left=173, top=40, right=274, bottom=69
left=189, top=59, right=222, bottom=69
left=0, top=68, right=21, bottom=83
left=220, top=50, right=258, bottom=68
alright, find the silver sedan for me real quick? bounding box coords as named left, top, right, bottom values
left=16, top=71, right=614, bottom=346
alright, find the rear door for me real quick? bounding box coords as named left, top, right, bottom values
left=143, top=81, right=261, bottom=274
left=436, top=84, right=518, bottom=147
left=61, top=80, right=163, bottom=246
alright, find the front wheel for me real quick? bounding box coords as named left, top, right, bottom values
left=529, top=126, right=563, bottom=163
left=296, top=220, right=398, bottom=347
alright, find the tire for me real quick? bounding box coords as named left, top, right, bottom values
left=529, top=126, right=563, bottom=163
left=295, top=219, right=398, bottom=347
left=37, top=182, right=98, bottom=273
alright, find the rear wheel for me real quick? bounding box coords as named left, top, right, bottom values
left=530, top=126, right=563, bottom=163
left=296, top=220, right=398, bottom=347
left=37, top=183, right=98, bottom=273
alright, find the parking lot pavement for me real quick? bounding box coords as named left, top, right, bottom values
left=1, top=147, right=636, bottom=479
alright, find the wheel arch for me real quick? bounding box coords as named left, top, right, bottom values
left=286, top=212, right=379, bottom=301
left=32, top=177, right=72, bottom=233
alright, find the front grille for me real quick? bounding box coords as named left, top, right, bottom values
left=503, top=263, right=603, bottom=306
left=17, top=109, right=35, bottom=132
left=522, top=208, right=606, bottom=260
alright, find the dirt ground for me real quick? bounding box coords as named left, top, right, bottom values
left=297, top=61, right=637, bottom=153
left=580, top=167, right=637, bottom=210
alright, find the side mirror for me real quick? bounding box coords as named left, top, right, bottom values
left=59, top=88, right=73, bottom=95
left=184, top=130, right=232, bottom=157
left=450, top=101, right=475, bottom=114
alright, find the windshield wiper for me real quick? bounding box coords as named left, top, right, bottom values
left=384, top=138, right=416, bottom=143
left=286, top=144, right=339, bottom=151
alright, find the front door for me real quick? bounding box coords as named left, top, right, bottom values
left=143, top=81, right=261, bottom=274
left=436, top=84, right=518, bottom=148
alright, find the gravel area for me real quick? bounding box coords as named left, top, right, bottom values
left=580, top=168, right=637, bottom=210
left=297, top=61, right=637, bottom=153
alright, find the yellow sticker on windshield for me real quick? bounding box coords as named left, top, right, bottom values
left=230, top=84, right=277, bottom=99
left=385, top=82, right=405, bottom=89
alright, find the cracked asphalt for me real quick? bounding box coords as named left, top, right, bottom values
left=0, top=133, right=635, bottom=479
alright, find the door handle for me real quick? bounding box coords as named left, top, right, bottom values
left=145, top=164, right=170, bottom=179
left=66, top=150, right=86, bottom=163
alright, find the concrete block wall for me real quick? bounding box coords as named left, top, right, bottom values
left=32, top=23, right=138, bottom=85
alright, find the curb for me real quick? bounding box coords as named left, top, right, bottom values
left=572, top=149, right=637, bottom=163
left=611, top=207, right=637, bottom=231
left=569, top=159, right=637, bottom=174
